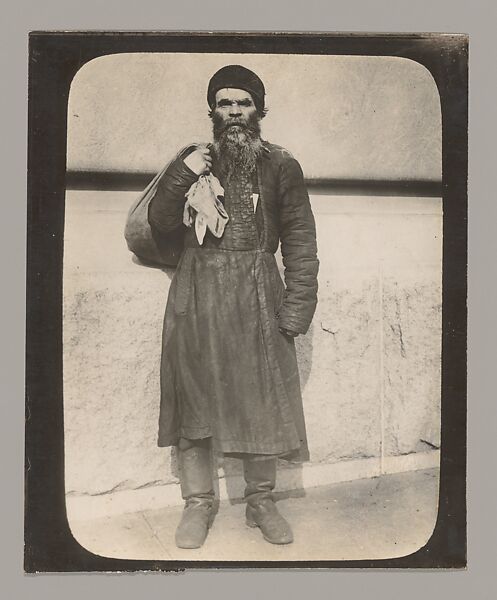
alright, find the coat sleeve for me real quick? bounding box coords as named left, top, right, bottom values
left=277, top=156, right=319, bottom=335
left=148, top=147, right=199, bottom=233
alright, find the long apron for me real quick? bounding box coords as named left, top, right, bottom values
left=157, top=166, right=309, bottom=460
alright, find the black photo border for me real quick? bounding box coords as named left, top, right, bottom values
left=25, top=31, right=467, bottom=572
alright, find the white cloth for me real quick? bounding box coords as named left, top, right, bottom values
left=183, top=174, right=228, bottom=244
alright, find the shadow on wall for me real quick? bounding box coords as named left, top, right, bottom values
left=131, top=254, right=176, bottom=280
left=295, top=320, right=314, bottom=393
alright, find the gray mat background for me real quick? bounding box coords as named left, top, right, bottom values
left=3, top=0, right=494, bottom=596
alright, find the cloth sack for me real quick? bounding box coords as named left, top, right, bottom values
left=124, top=147, right=196, bottom=267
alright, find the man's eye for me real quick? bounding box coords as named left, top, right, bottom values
left=217, top=100, right=252, bottom=108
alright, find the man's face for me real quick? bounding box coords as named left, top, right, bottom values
left=213, top=88, right=258, bottom=130
left=211, top=87, right=263, bottom=176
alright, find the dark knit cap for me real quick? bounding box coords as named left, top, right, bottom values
left=207, top=65, right=265, bottom=114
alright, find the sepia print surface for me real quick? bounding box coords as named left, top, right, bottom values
left=61, top=51, right=443, bottom=562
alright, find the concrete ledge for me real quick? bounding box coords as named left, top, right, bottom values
left=65, top=170, right=442, bottom=197
left=66, top=450, right=440, bottom=523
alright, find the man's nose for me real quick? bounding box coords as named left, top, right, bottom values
left=229, top=103, right=242, bottom=116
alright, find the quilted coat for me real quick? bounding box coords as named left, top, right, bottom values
left=148, top=141, right=319, bottom=461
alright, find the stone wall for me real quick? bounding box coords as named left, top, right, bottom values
left=63, top=191, right=441, bottom=497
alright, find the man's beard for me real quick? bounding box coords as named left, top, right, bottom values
left=211, top=111, right=263, bottom=180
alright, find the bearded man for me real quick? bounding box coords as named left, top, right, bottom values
left=147, top=65, right=319, bottom=549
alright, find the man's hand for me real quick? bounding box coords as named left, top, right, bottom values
left=183, top=146, right=212, bottom=176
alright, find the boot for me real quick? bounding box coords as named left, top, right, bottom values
left=175, top=439, right=214, bottom=549
left=243, top=456, right=293, bottom=545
